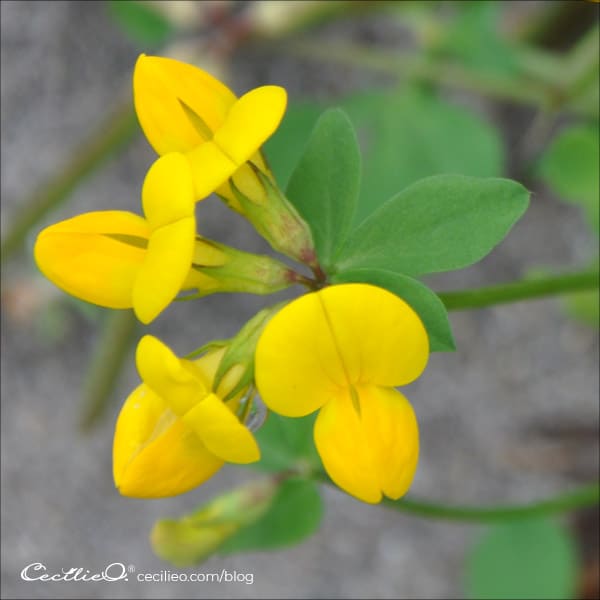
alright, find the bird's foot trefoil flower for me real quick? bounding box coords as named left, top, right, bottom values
left=34, top=152, right=195, bottom=324
left=35, top=157, right=295, bottom=323
left=133, top=54, right=317, bottom=267
left=114, top=335, right=260, bottom=498
left=255, top=283, right=429, bottom=503
left=133, top=54, right=284, bottom=202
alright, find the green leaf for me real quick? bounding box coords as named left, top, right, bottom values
left=254, top=412, right=320, bottom=473
left=286, top=109, right=361, bottom=269
left=264, top=102, right=323, bottom=187
left=220, top=479, right=323, bottom=554
left=332, top=268, right=455, bottom=352
left=343, top=88, right=504, bottom=223
left=538, top=125, right=600, bottom=235
left=265, top=88, right=504, bottom=225
left=107, top=0, right=174, bottom=46
left=336, top=175, right=529, bottom=276
left=465, top=518, right=578, bottom=600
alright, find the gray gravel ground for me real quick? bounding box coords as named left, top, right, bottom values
left=1, top=2, right=598, bottom=599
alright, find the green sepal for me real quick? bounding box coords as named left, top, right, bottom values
left=229, top=166, right=318, bottom=268
left=213, top=302, right=287, bottom=401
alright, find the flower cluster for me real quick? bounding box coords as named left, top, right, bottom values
left=34, top=55, right=429, bottom=504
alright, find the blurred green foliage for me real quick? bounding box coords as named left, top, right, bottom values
left=107, top=0, right=173, bottom=46
left=564, top=287, right=600, bottom=328
left=538, top=125, right=600, bottom=235
left=538, top=124, right=599, bottom=327
left=434, top=1, right=518, bottom=76
left=466, top=518, right=578, bottom=600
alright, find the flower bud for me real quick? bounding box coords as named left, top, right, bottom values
left=186, top=236, right=296, bottom=298
left=151, top=478, right=279, bottom=566
left=229, top=164, right=318, bottom=268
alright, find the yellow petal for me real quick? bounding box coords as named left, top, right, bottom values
left=34, top=211, right=150, bottom=308
left=142, top=153, right=195, bottom=230
left=318, top=283, right=429, bottom=387
left=191, top=348, right=225, bottom=385
left=192, top=239, right=227, bottom=267
left=132, top=217, right=195, bottom=323
left=186, top=139, right=238, bottom=200
left=113, top=383, right=223, bottom=498
left=213, top=85, right=287, bottom=165
left=255, top=291, right=347, bottom=417
left=35, top=210, right=150, bottom=237
left=182, top=268, right=220, bottom=293
left=255, top=283, right=429, bottom=417
left=133, top=54, right=236, bottom=155
left=314, top=386, right=419, bottom=504
left=136, top=335, right=209, bottom=416
left=182, top=393, right=260, bottom=464
left=360, top=386, right=419, bottom=499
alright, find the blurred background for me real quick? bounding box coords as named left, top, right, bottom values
left=1, top=1, right=598, bottom=598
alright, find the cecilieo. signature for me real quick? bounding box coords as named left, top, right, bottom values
left=21, top=562, right=129, bottom=582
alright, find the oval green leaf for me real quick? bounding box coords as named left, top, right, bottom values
left=220, top=479, right=323, bottom=553
left=286, top=108, right=361, bottom=269
left=254, top=412, right=320, bottom=473
left=336, top=174, right=529, bottom=276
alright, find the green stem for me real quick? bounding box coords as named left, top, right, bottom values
left=1, top=102, right=139, bottom=263
left=438, top=269, right=599, bottom=311
left=79, top=309, right=139, bottom=430
left=383, top=482, right=599, bottom=522
left=314, top=470, right=599, bottom=521
left=286, top=41, right=596, bottom=118
left=289, top=41, right=545, bottom=103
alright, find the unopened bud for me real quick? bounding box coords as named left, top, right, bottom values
left=151, top=478, right=279, bottom=566
left=185, top=236, right=296, bottom=298
left=229, top=163, right=318, bottom=268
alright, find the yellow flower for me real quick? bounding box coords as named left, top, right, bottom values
left=255, top=283, right=429, bottom=504
left=133, top=54, right=287, bottom=205
left=35, top=202, right=293, bottom=323
left=133, top=55, right=316, bottom=265
left=34, top=152, right=194, bottom=323
left=114, top=335, right=260, bottom=499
